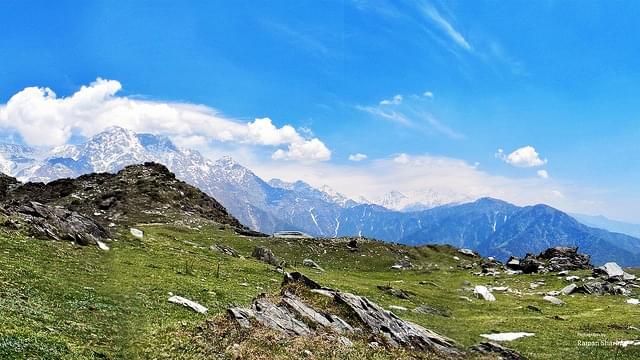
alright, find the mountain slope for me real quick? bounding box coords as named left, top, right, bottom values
left=571, top=213, right=640, bottom=239
left=1, top=127, right=639, bottom=265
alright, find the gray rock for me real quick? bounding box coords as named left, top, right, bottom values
left=168, top=295, right=208, bottom=314
left=335, top=292, right=460, bottom=355
left=560, top=284, right=577, bottom=295
left=543, top=295, right=565, bottom=305
left=390, top=256, right=413, bottom=270
left=472, top=341, right=527, bottom=360
left=15, top=201, right=111, bottom=246
left=474, top=285, right=496, bottom=302
left=252, top=246, right=280, bottom=266
left=210, top=243, right=240, bottom=257
left=281, top=292, right=353, bottom=333
left=302, top=259, right=324, bottom=272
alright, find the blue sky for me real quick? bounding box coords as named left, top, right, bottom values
left=1, top=1, right=639, bottom=222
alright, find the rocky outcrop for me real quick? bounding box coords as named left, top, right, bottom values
left=228, top=272, right=462, bottom=357
left=9, top=201, right=110, bottom=246
left=506, top=247, right=591, bottom=274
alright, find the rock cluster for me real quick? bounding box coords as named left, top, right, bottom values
left=5, top=201, right=111, bottom=247
left=251, top=246, right=281, bottom=266
left=228, top=272, right=461, bottom=357
left=506, top=247, right=591, bottom=274
left=574, top=262, right=638, bottom=296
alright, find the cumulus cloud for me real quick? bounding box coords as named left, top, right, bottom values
left=423, top=91, right=434, bottom=99
left=537, top=169, right=549, bottom=179
left=0, top=78, right=330, bottom=161
left=348, top=153, right=367, bottom=161
left=496, top=146, right=547, bottom=167
left=379, top=94, right=403, bottom=105
left=271, top=138, right=331, bottom=161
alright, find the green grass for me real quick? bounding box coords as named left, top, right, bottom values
left=1, top=222, right=639, bottom=359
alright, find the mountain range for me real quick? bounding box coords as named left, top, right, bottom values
left=1, top=126, right=639, bottom=265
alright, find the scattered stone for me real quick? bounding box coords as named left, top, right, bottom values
left=252, top=246, right=280, bottom=266
left=474, top=285, right=496, bottom=302
left=453, top=256, right=460, bottom=261
left=480, top=332, right=534, bottom=342
left=543, top=295, right=564, bottom=305
left=339, top=336, right=354, bottom=347
left=347, top=239, right=358, bottom=251
left=377, top=285, right=411, bottom=299
left=96, top=240, right=109, bottom=251
left=130, top=228, right=144, bottom=239
left=458, top=248, right=477, bottom=257
left=491, top=286, right=509, bottom=292
left=390, top=256, right=413, bottom=270
left=627, top=299, right=639, bottom=305
left=565, top=276, right=580, bottom=282
left=472, top=341, right=527, bottom=360
left=302, top=259, right=324, bottom=272
left=560, top=284, right=577, bottom=295
left=168, top=295, right=208, bottom=314
left=558, top=270, right=569, bottom=276
left=389, top=305, right=408, bottom=311
left=210, top=243, right=240, bottom=257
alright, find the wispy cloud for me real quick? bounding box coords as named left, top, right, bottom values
left=357, top=91, right=464, bottom=139
left=420, top=3, right=471, bottom=51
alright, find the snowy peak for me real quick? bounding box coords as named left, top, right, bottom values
left=374, top=188, right=474, bottom=212
left=268, top=178, right=359, bottom=208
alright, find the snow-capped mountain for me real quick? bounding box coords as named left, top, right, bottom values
left=373, top=188, right=473, bottom=212
left=1, top=126, right=639, bottom=265
left=0, top=127, right=357, bottom=234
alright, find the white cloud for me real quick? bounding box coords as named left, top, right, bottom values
left=423, top=91, right=434, bottom=99
left=393, top=153, right=410, bottom=164
left=379, top=94, right=403, bottom=105
left=496, top=146, right=547, bottom=168
left=271, top=138, right=331, bottom=161
left=551, top=190, right=564, bottom=198
left=421, top=4, right=471, bottom=51
left=537, top=169, right=549, bottom=179
left=348, top=153, right=367, bottom=161
left=0, top=78, right=330, bottom=162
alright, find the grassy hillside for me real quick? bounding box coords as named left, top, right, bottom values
left=0, top=220, right=639, bottom=359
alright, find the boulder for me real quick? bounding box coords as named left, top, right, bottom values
left=130, top=228, right=144, bottom=239
left=594, top=262, right=636, bottom=281
left=474, top=285, right=496, bottom=302
left=168, top=295, right=208, bottom=314
left=543, top=295, right=564, bottom=305
left=377, top=285, right=411, bottom=299
left=302, top=259, right=324, bottom=272
left=252, top=246, right=280, bottom=266
left=560, top=284, right=577, bottom=295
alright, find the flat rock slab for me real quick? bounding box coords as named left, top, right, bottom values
left=168, top=295, right=208, bottom=314
left=543, top=295, right=565, bottom=305
left=334, top=292, right=460, bottom=355
left=474, top=285, right=496, bottom=302
left=480, top=332, right=534, bottom=342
